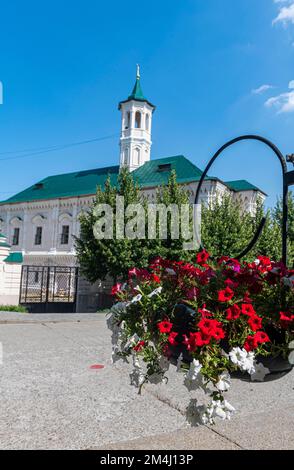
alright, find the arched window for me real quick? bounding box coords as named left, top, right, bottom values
left=125, top=111, right=130, bottom=129
left=134, top=148, right=140, bottom=165
left=135, top=111, right=141, bottom=128
left=145, top=114, right=149, bottom=131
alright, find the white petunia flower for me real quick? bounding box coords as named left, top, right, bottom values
left=131, top=294, right=142, bottom=303
left=250, top=362, right=270, bottom=382
left=147, top=286, right=163, bottom=298
left=229, top=347, right=255, bottom=374
left=216, top=371, right=231, bottom=391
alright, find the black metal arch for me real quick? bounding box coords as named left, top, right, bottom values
left=194, top=135, right=289, bottom=265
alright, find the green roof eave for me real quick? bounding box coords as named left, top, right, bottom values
left=4, top=252, right=23, bottom=263
left=225, top=180, right=267, bottom=196
left=118, top=97, right=155, bottom=110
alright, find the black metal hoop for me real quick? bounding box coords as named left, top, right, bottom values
left=194, top=135, right=288, bottom=264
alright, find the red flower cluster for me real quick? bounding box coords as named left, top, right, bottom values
left=244, top=331, right=270, bottom=351
left=182, top=318, right=225, bottom=352
left=128, top=267, right=161, bottom=283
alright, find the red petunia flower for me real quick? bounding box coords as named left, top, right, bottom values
left=133, top=340, right=146, bottom=352
left=241, top=303, right=256, bottom=317
left=196, top=250, right=210, bottom=266
left=226, top=304, right=241, bottom=320
left=213, top=327, right=226, bottom=341
left=183, top=331, right=211, bottom=351
left=152, top=273, right=161, bottom=284
left=256, top=256, right=272, bottom=273
left=248, top=315, right=263, bottom=332
left=255, top=331, right=270, bottom=345
left=218, top=287, right=234, bottom=302
left=157, top=320, right=173, bottom=334
left=279, top=312, right=294, bottom=329
left=168, top=331, right=179, bottom=346
left=198, top=305, right=212, bottom=318
left=244, top=335, right=257, bottom=352
left=111, top=283, right=122, bottom=296
left=244, top=331, right=270, bottom=351
left=198, top=318, right=225, bottom=341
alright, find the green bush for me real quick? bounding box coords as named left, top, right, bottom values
left=0, top=305, right=28, bottom=312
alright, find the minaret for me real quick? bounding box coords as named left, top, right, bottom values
left=118, top=65, right=156, bottom=171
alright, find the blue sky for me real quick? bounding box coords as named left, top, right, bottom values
left=0, top=0, right=294, bottom=207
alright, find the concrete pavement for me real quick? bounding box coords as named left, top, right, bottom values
left=0, top=311, right=293, bottom=450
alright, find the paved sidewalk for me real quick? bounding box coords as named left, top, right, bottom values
left=0, top=311, right=293, bottom=450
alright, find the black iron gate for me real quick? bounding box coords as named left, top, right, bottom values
left=20, top=266, right=79, bottom=313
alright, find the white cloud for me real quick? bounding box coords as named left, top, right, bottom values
left=273, top=2, right=294, bottom=25
left=265, top=80, right=294, bottom=113
left=252, top=84, right=274, bottom=94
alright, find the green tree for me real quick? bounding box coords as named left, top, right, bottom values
left=152, top=170, right=193, bottom=262
left=75, top=168, right=150, bottom=282
left=201, top=194, right=254, bottom=258
left=251, top=200, right=282, bottom=261
left=272, top=191, right=294, bottom=265
left=75, top=169, right=194, bottom=283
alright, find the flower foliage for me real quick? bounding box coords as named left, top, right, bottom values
left=108, top=251, right=294, bottom=425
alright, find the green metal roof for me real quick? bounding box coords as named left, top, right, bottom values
left=0, top=241, right=11, bottom=248
left=4, top=252, right=23, bottom=263
left=0, top=233, right=6, bottom=238
left=118, top=77, right=155, bottom=109
left=0, top=166, right=120, bottom=204
left=132, top=155, right=214, bottom=188
left=129, top=77, right=146, bottom=101
left=0, top=156, right=264, bottom=205
left=225, top=180, right=266, bottom=195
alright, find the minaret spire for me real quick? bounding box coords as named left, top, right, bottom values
left=118, top=67, right=156, bottom=171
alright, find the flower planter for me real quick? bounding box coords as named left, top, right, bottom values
left=109, top=253, right=294, bottom=425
